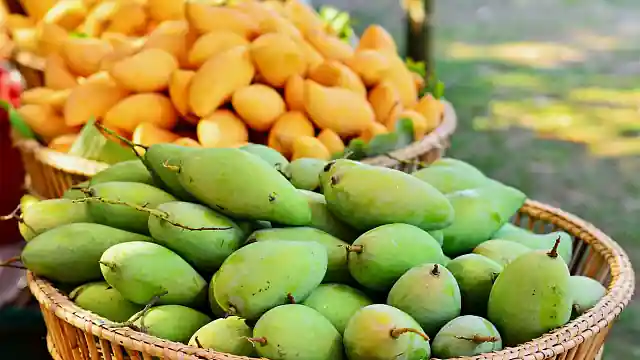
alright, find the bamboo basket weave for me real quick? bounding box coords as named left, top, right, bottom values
left=28, top=199, right=634, bottom=360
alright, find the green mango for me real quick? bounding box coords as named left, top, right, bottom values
left=235, top=219, right=272, bottom=239
left=175, top=148, right=312, bottom=226
left=20, top=194, right=40, bottom=210
left=442, top=182, right=526, bottom=256
left=318, top=159, right=360, bottom=189
left=473, top=239, right=532, bottom=268
left=19, top=198, right=92, bottom=241
left=322, top=161, right=454, bottom=231
left=143, top=143, right=200, bottom=201
left=240, top=143, right=290, bottom=175
left=446, top=254, right=503, bottom=316
left=492, top=222, right=531, bottom=238
left=130, top=305, right=211, bottom=343
left=214, top=240, right=327, bottom=320
left=387, top=263, right=462, bottom=337
left=441, top=255, right=451, bottom=266
left=100, top=241, right=207, bottom=306
left=297, top=190, right=359, bottom=242
left=69, top=282, right=143, bottom=322
left=344, top=304, right=431, bottom=360
left=188, top=316, right=254, bottom=356
left=148, top=201, right=245, bottom=274
left=431, top=315, right=502, bottom=358
left=252, top=304, right=344, bottom=360
left=487, top=241, right=572, bottom=346
left=494, top=226, right=574, bottom=265
left=90, top=160, right=155, bottom=186
left=62, top=181, right=90, bottom=200
left=348, top=223, right=445, bottom=291
left=429, top=230, right=444, bottom=246
left=569, top=276, right=606, bottom=317
left=302, top=284, right=373, bottom=334
left=22, top=223, right=151, bottom=284
left=412, top=157, right=488, bottom=194
left=247, top=227, right=351, bottom=283
left=288, top=158, right=328, bottom=191
left=207, top=271, right=226, bottom=318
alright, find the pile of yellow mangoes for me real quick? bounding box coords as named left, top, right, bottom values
left=9, top=0, right=445, bottom=160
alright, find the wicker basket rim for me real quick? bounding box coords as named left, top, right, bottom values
left=27, top=199, right=635, bottom=360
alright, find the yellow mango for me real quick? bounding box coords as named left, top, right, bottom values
left=77, top=0, right=118, bottom=37
left=132, top=122, right=180, bottom=147
left=356, top=24, right=397, bottom=54
left=386, top=109, right=428, bottom=140
left=10, top=28, right=39, bottom=54
left=5, top=15, right=35, bottom=32
left=231, top=84, right=286, bottom=132
left=306, top=30, right=354, bottom=62
left=197, top=110, right=249, bottom=148
left=80, top=71, right=119, bottom=86
left=344, top=50, right=391, bottom=87
left=317, top=128, right=345, bottom=155
left=380, top=54, right=418, bottom=107
left=48, top=134, right=78, bottom=153
left=168, top=70, right=195, bottom=118
left=20, top=0, right=58, bottom=20
left=186, top=2, right=258, bottom=39
left=173, top=137, right=202, bottom=148
left=233, top=0, right=279, bottom=22
left=250, top=33, right=307, bottom=88
left=62, top=37, right=113, bottom=77
left=412, top=72, right=425, bottom=93
left=291, top=37, right=324, bottom=72
left=283, top=0, right=325, bottom=36
left=99, top=42, right=141, bottom=72
left=308, top=60, right=366, bottom=97
left=43, top=0, right=88, bottom=31
left=20, top=87, right=70, bottom=113
left=368, top=80, right=402, bottom=124
left=148, top=0, right=185, bottom=22
left=63, top=81, right=129, bottom=127
left=189, top=46, right=255, bottom=117
left=359, top=121, right=389, bottom=142
left=36, top=22, right=68, bottom=56
left=284, top=74, right=305, bottom=112
left=44, top=53, right=78, bottom=90
left=143, top=20, right=198, bottom=68
left=188, top=31, right=249, bottom=69
left=291, top=136, right=331, bottom=161
left=304, top=80, right=374, bottom=137
left=17, top=104, right=77, bottom=142
left=104, top=93, right=177, bottom=132
left=259, top=14, right=303, bottom=39
left=411, top=94, right=444, bottom=132
left=105, top=2, right=148, bottom=36
left=268, top=111, right=315, bottom=158
left=110, top=48, right=178, bottom=92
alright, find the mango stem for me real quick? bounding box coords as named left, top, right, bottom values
left=390, top=328, right=429, bottom=342
left=0, top=204, right=21, bottom=221
left=194, top=336, right=204, bottom=349
left=246, top=337, right=268, bottom=346
left=547, top=236, right=561, bottom=259
left=455, top=335, right=499, bottom=343
left=347, top=245, right=364, bottom=253
left=0, top=256, right=26, bottom=270
left=108, top=290, right=168, bottom=331
left=94, top=121, right=148, bottom=151
left=286, top=293, right=296, bottom=304
left=430, top=264, right=440, bottom=276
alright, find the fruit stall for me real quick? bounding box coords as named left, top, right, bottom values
left=0, top=1, right=635, bottom=360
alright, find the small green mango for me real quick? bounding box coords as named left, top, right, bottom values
left=247, top=227, right=351, bottom=283
left=297, top=189, right=359, bottom=242
left=176, top=148, right=312, bottom=226
left=446, top=254, right=503, bottom=316
left=322, top=162, right=454, bottom=231
left=487, top=242, right=572, bottom=346
left=22, top=223, right=150, bottom=283
left=494, top=225, right=574, bottom=265
left=240, top=143, right=290, bottom=174
left=20, top=194, right=40, bottom=210
left=412, top=157, right=488, bottom=194
left=302, top=284, right=373, bottom=334
left=130, top=305, right=211, bottom=343
left=429, top=230, right=444, bottom=246
left=348, top=223, right=445, bottom=291
left=19, top=198, right=92, bottom=241
left=473, top=239, right=532, bottom=267
left=143, top=143, right=200, bottom=201
left=148, top=201, right=245, bottom=274
left=387, top=263, right=462, bottom=337
left=214, top=240, right=327, bottom=320
left=84, top=182, right=177, bottom=235
left=344, top=304, right=431, bottom=360
left=62, top=181, right=90, bottom=200
left=570, top=276, right=606, bottom=317
left=492, top=222, right=531, bottom=238
left=188, top=316, right=254, bottom=356
left=70, top=281, right=143, bottom=322
left=100, top=241, right=207, bottom=306
left=431, top=315, right=502, bottom=358
left=252, top=304, right=344, bottom=360
left=288, top=158, right=328, bottom=191
left=90, top=160, right=154, bottom=186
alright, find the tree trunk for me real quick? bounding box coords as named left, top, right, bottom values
left=405, top=0, right=433, bottom=74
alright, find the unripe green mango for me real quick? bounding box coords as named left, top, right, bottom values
left=252, top=304, right=344, bottom=360
left=148, top=201, right=245, bottom=274
left=473, top=239, right=532, bottom=267
left=344, top=304, right=431, bottom=360
left=90, top=160, right=155, bottom=186
left=207, top=271, right=226, bottom=318
left=412, top=157, right=488, bottom=194
left=297, top=190, right=359, bottom=242
left=84, top=182, right=177, bottom=235
left=322, top=162, right=454, bottom=231
left=100, top=241, right=207, bottom=306
left=446, top=254, right=503, bottom=316
left=493, top=225, right=574, bottom=265
left=487, top=243, right=572, bottom=346
left=348, top=223, right=445, bottom=291
left=175, top=148, right=312, bottom=225
left=130, top=305, right=211, bottom=343
left=20, top=194, right=40, bottom=210
left=69, top=281, right=143, bottom=322
left=142, top=143, right=200, bottom=201
left=569, top=275, right=606, bottom=317
left=22, top=223, right=150, bottom=283
left=19, top=198, right=92, bottom=241
left=188, top=316, right=254, bottom=356
left=431, top=315, right=502, bottom=358
left=387, top=263, right=462, bottom=337
left=492, top=222, right=531, bottom=238
left=429, top=230, right=444, bottom=246
left=214, top=240, right=327, bottom=320
left=240, top=143, right=290, bottom=175
left=62, top=181, right=90, bottom=200
left=318, top=159, right=360, bottom=192
left=288, top=158, right=328, bottom=191
left=302, top=284, right=373, bottom=334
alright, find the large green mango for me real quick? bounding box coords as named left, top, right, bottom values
left=143, top=143, right=200, bottom=201
left=70, top=281, right=143, bottom=322
left=19, top=198, right=92, bottom=241
left=90, top=160, right=155, bottom=186
left=412, top=158, right=488, bottom=194
left=297, top=190, right=359, bottom=242
left=239, top=143, right=290, bottom=175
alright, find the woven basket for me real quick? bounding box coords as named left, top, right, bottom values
left=28, top=199, right=634, bottom=360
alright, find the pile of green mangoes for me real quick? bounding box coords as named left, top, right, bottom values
left=9, top=140, right=607, bottom=360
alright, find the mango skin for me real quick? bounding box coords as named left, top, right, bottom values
left=297, top=190, right=359, bottom=243
left=19, top=198, right=92, bottom=241
left=62, top=180, right=90, bottom=200
left=569, top=276, right=606, bottom=317
left=487, top=249, right=572, bottom=346
left=100, top=241, right=207, bottom=306
left=288, top=158, right=327, bottom=191
left=143, top=143, right=200, bottom=202
left=214, top=240, right=327, bottom=320
left=188, top=316, right=254, bottom=356
left=85, top=181, right=177, bottom=235
left=348, top=223, right=445, bottom=291
left=90, top=159, right=155, bottom=186
left=70, top=281, right=143, bottom=322
left=239, top=143, right=290, bottom=174
left=429, top=230, right=444, bottom=247
left=412, top=157, right=487, bottom=194
left=446, top=254, right=503, bottom=316
left=130, top=305, right=211, bottom=344
left=322, top=162, right=454, bottom=231
left=252, top=304, right=344, bottom=360
left=387, top=263, right=462, bottom=337
left=302, top=284, right=373, bottom=334
left=493, top=224, right=574, bottom=265
left=22, top=223, right=151, bottom=284
left=473, top=239, right=532, bottom=267
left=431, top=315, right=503, bottom=358
left=177, top=148, right=311, bottom=225
left=207, top=271, right=226, bottom=318
left=344, top=304, right=431, bottom=360
left=148, top=201, right=245, bottom=274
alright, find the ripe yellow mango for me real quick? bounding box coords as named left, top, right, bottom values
left=44, top=53, right=78, bottom=90
left=186, top=2, right=258, bottom=39
left=173, top=137, right=201, bottom=147
left=233, top=0, right=278, bottom=22
left=292, top=37, right=324, bottom=71
left=42, top=0, right=87, bottom=31
left=21, top=87, right=70, bottom=113
left=18, top=104, right=76, bottom=142
left=36, top=22, right=68, bottom=55
left=148, top=0, right=185, bottom=22
left=283, top=0, right=326, bottom=36
left=110, top=48, right=178, bottom=93
left=412, top=72, right=425, bottom=93
left=142, top=20, right=197, bottom=68
left=250, top=33, right=307, bottom=88
left=317, top=129, right=345, bottom=155
left=356, top=24, right=398, bottom=54
left=268, top=111, right=315, bottom=158
left=80, top=71, right=119, bottom=86
left=232, top=84, right=286, bottom=131
left=104, top=93, right=177, bottom=132
left=306, top=30, right=354, bottom=62
left=344, top=50, right=391, bottom=87
left=387, top=109, right=428, bottom=140
left=412, top=94, right=444, bottom=132
left=188, top=31, right=249, bottom=69
left=48, top=134, right=78, bottom=153
left=5, top=15, right=34, bottom=32
left=105, top=2, right=147, bottom=35
left=309, top=60, right=367, bottom=97
left=284, top=74, right=305, bottom=112
left=380, top=54, right=418, bottom=107
left=132, top=122, right=180, bottom=147
left=64, top=81, right=129, bottom=127
left=359, top=121, right=389, bottom=142
left=99, top=41, right=141, bottom=72
left=259, top=14, right=303, bottom=39
left=61, top=37, right=113, bottom=77
left=197, top=110, right=249, bottom=148
left=292, top=136, right=331, bottom=160
left=77, top=0, right=118, bottom=37
left=168, top=69, right=195, bottom=118
left=368, top=81, right=402, bottom=124
left=304, top=80, right=375, bottom=137
left=189, top=46, right=255, bottom=117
